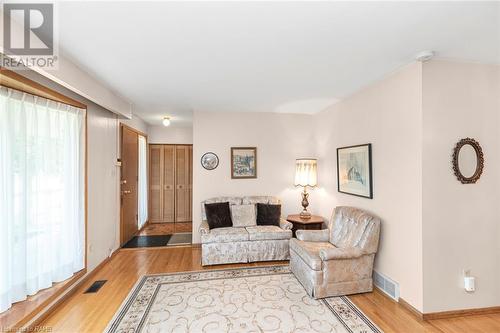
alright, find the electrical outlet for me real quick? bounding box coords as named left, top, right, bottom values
left=462, top=269, right=475, bottom=292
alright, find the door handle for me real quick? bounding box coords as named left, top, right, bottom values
left=122, top=190, right=132, bottom=195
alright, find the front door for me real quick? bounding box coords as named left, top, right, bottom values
left=120, top=125, right=139, bottom=245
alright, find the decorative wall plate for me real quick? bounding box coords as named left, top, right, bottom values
left=201, top=152, right=219, bottom=170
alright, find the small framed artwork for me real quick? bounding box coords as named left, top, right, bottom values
left=337, top=143, right=373, bottom=198
left=231, top=147, right=257, bottom=179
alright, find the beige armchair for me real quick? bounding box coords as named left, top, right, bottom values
left=290, top=206, right=381, bottom=298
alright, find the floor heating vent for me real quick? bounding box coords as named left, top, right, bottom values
left=373, top=270, right=399, bottom=301
left=84, top=280, right=107, bottom=294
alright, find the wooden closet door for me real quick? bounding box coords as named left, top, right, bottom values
left=149, top=145, right=163, bottom=223
left=175, top=145, right=191, bottom=222
left=162, top=145, right=175, bottom=223
left=188, top=145, right=193, bottom=221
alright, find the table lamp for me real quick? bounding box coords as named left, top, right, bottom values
left=294, top=159, right=317, bottom=219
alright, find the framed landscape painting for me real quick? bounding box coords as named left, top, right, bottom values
left=337, top=144, right=373, bottom=198
left=231, top=147, right=257, bottom=179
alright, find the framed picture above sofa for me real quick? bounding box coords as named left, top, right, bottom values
left=337, top=143, right=373, bottom=198
left=231, top=147, right=257, bottom=179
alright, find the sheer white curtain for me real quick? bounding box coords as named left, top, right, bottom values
left=0, top=86, right=85, bottom=313
left=138, top=135, right=148, bottom=229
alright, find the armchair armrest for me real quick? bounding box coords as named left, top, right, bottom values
left=199, top=220, right=210, bottom=235
left=296, top=229, right=329, bottom=242
left=279, top=218, right=293, bottom=230
left=319, top=247, right=364, bottom=261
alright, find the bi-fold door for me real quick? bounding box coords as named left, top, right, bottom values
left=149, top=144, right=192, bottom=224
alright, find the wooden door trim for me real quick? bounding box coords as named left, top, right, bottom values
left=120, top=123, right=148, bottom=139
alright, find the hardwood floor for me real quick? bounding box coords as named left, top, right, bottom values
left=138, top=222, right=175, bottom=235
left=138, top=222, right=192, bottom=236
left=175, top=222, right=193, bottom=233
left=39, top=247, right=500, bottom=333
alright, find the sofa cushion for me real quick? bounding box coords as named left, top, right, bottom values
left=242, top=196, right=280, bottom=205
left=201, top=197, right=242, bottom=220
left=201, top=227, right=249, bottom=244
left=230, top=204, right=257, bottom=227
left=205, top=202, right=232, bottom=229
left=256, top=203, right=281, bottom=226
left=245, top=225, right=292, bottom=241
left=289, top=238, right=335, bottom=271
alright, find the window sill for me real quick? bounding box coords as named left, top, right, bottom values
left=0, top=269, right=87, bottom=330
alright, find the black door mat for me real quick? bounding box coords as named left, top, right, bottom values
left=122, top=235, right=172, bottom=248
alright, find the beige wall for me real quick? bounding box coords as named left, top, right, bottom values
left=422, top=60, right=500, bottom=312
left=314, top=63, right=424, bottom=311
left=148, top=125, right=193, bottom=144
left=192, top=111, right=315, bottom=243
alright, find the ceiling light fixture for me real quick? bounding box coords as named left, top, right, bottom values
left=162, top=117, right=171, bottom=127
left=415, top=50, right=435, bottom=62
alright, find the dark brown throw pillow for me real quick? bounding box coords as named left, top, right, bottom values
left=205, top=202, right=233, bottom=229
left=256, top=203, right=281, bottom=226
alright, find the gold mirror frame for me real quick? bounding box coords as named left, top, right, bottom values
left=452, top=138, right=484, bottom=184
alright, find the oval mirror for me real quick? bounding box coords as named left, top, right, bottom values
left=452, top=138, right=484, bottom=184
left=458, top=144, right=477, bottom=178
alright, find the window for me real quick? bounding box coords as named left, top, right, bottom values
left=0, top=86, right=85, bottom=313
left=138, top=135, right=148, bottom=229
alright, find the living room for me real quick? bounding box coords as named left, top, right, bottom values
left=0, top=1, right=499, bottom=332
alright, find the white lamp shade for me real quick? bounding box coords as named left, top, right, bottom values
left=162, top=117, right=171, bottom=127
left=294, top=159, right=317, bottom=187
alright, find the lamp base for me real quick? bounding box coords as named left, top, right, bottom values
left=300, top=187, right=311, bottom=219
left=299, top=210, right=312, bottom=219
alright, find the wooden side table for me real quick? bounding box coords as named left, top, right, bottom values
left=286, top=214, right=324, bottom=238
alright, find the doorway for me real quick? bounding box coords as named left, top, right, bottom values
left=147, top=144, right=193, bottom=238
left=120, top=124, right=148, bottom=246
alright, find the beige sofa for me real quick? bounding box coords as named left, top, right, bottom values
left=290, top=206, right=381, bottom=298
left=199, top=196, right=293, bottom=266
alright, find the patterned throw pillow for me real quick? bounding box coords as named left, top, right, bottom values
left=256, top=203, right=281, bottom=226
left=230, top=204, right=257, bottom=227
left=205, top=202, right=233, bottom=229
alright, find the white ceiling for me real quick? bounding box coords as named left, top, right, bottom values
left=57, top=1, right=500, bottom=126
